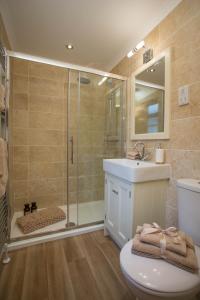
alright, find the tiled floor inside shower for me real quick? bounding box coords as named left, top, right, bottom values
left=11, top=200, right=104, bottom=239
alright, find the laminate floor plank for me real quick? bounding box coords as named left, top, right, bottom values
left=20, top=243, right=49, bottom=300
left=0, top=248, right=27, bottom=300
left=0, top=230, right=135, bottom=300
left=68, top=257, right=103, bottom=300
left=78, top=233, right=135, bottom=300
left=46, top=240, right=76, bottom=300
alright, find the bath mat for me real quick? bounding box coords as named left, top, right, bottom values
left=16, top=207, right=66, bottom=234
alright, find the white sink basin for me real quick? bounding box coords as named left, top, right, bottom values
left=103, top=159, right=170, bottom=183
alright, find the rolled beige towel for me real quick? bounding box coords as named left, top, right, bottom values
left=17, top=207, right=66, bottom=234
left=132, top=234, right=198, bottom=273
left=0, top=83, right=5, bottom=112
left=0, top=138, right=8, bottom=198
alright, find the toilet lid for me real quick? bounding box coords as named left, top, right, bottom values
left=120, top=239, right=200, bottom=293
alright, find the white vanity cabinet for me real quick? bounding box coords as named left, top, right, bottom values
left=104, top=172, right=168, bottom=248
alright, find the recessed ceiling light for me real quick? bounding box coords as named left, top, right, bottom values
left=65, top=44, right=74, bottom=50
left=147, top=68, right=155, bottom=73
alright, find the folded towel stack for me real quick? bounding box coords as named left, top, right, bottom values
left=127, top=151, right=140, bottom=160
left=17, top=207, right=66, bottom=234
left=132, top=223, right=198, bottom=273
left=0, top=83, right=5, bottom=112
left=0, top=138, right=8, bottom=198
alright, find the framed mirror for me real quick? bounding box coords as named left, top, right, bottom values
left=131, top=49, right=171, bottom=140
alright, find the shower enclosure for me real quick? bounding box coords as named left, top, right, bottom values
left=9, top=56, right=126, bottom=240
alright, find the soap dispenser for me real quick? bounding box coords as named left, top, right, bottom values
left=155, top=143, right=165, bottom=164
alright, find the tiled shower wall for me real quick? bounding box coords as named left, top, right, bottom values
left=10, top=62, right=116, bottom=212
left=112, top=0, right=200, bottom=226
left=10, top=58, right=68, bottom=212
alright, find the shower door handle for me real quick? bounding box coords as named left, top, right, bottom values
left=70, top=136, right=74, bottom=164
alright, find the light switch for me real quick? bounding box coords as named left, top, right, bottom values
left=178, top=85, right=189, bottom=106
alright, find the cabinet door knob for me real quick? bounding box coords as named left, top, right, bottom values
left=112, top=189, right=118, bottom=195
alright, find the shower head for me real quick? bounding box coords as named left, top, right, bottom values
left=79, top=76, right=91, bottom=85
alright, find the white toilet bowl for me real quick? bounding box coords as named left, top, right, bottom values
left=120, top=239, right=200, bottom=300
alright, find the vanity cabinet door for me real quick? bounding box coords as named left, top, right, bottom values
left=117, top=180, right=132, bottom=246
left=105, top=174, right=132, bottom=247
left=105, top=175, right=119, bottom=235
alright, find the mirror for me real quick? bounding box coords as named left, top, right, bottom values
left=131, top=49, right=170, bottom=140
left=105, top=86, right=122, bottom=141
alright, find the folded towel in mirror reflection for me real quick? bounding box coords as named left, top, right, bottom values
left=132, top=223, right=198, bottom=273
left=0, top=138, right=8, bottom=198
left=0, top=83, right=5, bottom=112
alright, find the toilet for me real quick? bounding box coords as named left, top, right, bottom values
left=120, top=179, right=200, bottom=300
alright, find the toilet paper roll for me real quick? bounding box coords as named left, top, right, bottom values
left=155, top=148, right=165, bottom=164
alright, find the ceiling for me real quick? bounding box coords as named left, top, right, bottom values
left=0, top=0, right=181, bottom=71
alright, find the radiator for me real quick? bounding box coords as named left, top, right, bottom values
left=0, top=41, right=9, bottom=257
left=0, top=194, right=9, bottom=255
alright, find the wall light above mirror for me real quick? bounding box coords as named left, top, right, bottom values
left=131, top=48, right=171, bottom=140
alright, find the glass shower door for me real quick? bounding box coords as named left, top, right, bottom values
left=77, top=72, right=106, bottom=225
left=67, top=70, right=126, bottom=228
left=66, top=69, right=79, bottom=227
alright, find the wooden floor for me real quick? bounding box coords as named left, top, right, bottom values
left=0, top=230, right=136, bottom=300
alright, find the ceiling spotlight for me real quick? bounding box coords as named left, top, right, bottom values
left=65, top=44, right=74, bottom=50
left=127, top=50, right=134, bottom=58
left=134, top=40, right=145, bottom=51
left=127, top=40, right=145, bottom=58
left=150, top=68, right=155, bottom=72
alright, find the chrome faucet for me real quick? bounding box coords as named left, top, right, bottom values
left=133, top=142, right=151, bottom=161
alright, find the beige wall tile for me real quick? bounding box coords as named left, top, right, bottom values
left=29, top=77, right=64, bottom=97
left=78, top=190, right=93, bottom=203
left=29, top=95, right=65, bottom=114
left=29, top=178, right=64, bottom=197
left=12, top=128, right=28, bottom=145
left=12, top=75, right=28, bottom=93
left=28, top=129, right=64, bottom=146
left=29, top=162, right=64, bottom=179
left=12, top=109, right=29, bottom=128
left=29, top=62, right=67, bottom=82
left=11, top=58, right=29, bottom=76
left=13, top=146, right=29, bottom=163
left=13, top=197, right=28, bottom=212
left=13, top=163, right=28, bottom=180
left=13, top=180, right=28, bottom=198
left=29, top=146, right=66, bottom=162
left=29, top=112, right=64, bottom=130
left=12, top=93, right=28, bottom=110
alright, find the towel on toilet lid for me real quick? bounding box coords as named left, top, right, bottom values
left=132, top=233, right=198, bottom=273
left=137, top=223, right=192, bottom=257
